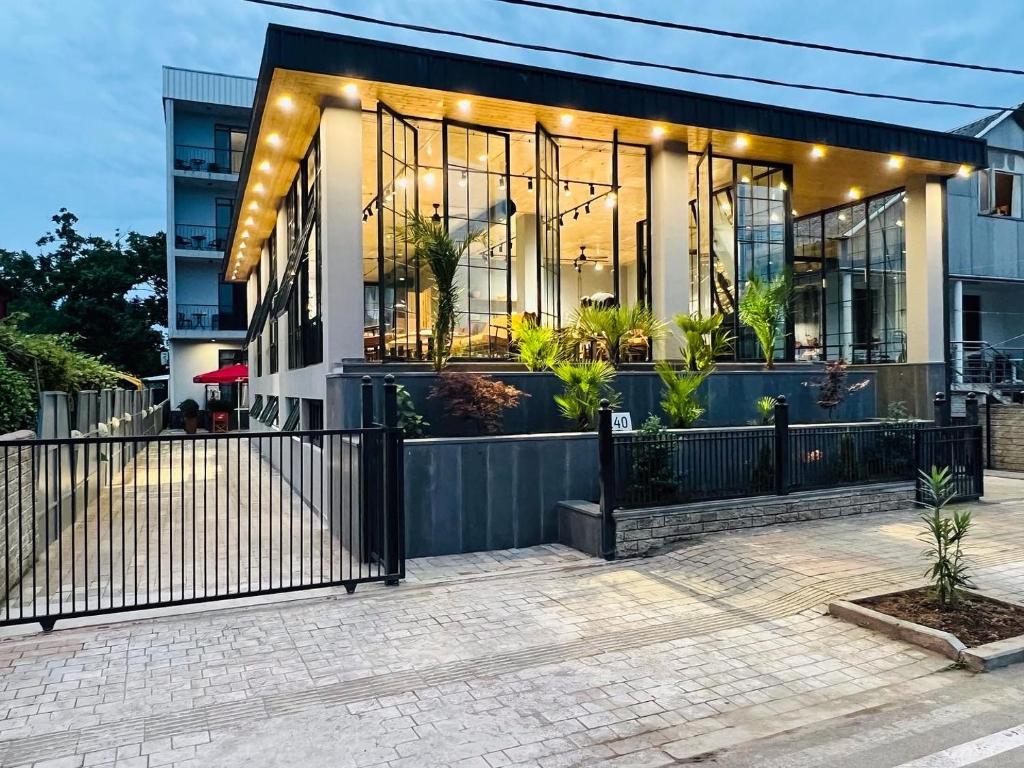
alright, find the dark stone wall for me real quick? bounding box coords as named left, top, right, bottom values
left=867, top=363, right=946, bottom=419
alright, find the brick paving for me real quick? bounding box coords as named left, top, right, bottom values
left=0, top=475, right=1022, bottom=767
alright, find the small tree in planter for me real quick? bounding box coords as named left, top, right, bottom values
left=738, top=271, right=791, bottom=369
left=428, top=372, right=527, bottom=435
left=803, top=359, right=870, bottom=419
left=570, top=304, right=665, bottom=368
left=919, top=465, right=973, bottom=609
left=179, top=398, right=200, bottom=434
left=673, top=312, right=733, bottom=372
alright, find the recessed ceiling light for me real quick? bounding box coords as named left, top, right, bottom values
left=277, top=95, right=294, bottom=111
left=342, top=83, right=359, bottom=98
left=423, top=171, right=435, bottom=186
left=848, top=187, right=862, bottom=200
left=253, top=183, right=265, bottom=194
left=958, top=164, right=973, bottom=177
left=457, top=98, right=471, bottom=113
left=560, top=114, right=573, bottom=127
left=258, top=160, right=271, bottom=173
left=244, top=216, right=255, bottom=226
left=239, top=242, right=247, bottom=250
left=741, top=175, right=750, bottom=183
left=651, top=125, right=666, bottom=139
left=266, top=133, right=282, bottom=148
left=241, top=231, right=250, bottom=239
left=792, top=209, right=798, bottom=216
left=478, top=153, right=488, bottom=163
left=810, top=145, right=825, bottom=159
left=896, top=219, right=904, bottom=227
left=734, top=135, right=750, bottom=149
left=248, top=202, right=259, bottom=211
left=888, top=155, right=904, bottom=169
left=778, top=181, right=788, bottom=191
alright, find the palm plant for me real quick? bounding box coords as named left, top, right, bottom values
left=514, top=322, right=564, bottom=371
left=919, top=465, right=972, bottom=609
left=751, top=395, right=777, bottom=426
left=673, top=312, right=733, bottom=372
left=654, top=361, right=708, bottom=428
left=553, top=360, right=619, bottom=431
left=571, top=304, right=666, bottom=368
left=405, top=212, right=482, bottom=371
left=738, top=270, right=792, bottom=369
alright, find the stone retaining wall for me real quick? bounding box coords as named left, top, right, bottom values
left=614, top=483, right=917, bottom=558
left=983, top=404, right=1024, bottom=472
left=1, top=431, right=40, bottom=601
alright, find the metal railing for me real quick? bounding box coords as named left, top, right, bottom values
left=174, top=224, right=229, bottom=252
left=0, top=380, right=406, bottom=630
left=915, top=424, right=984, bottom=502
left=175, top=303, right=247, bottom=332
left=789, top=422, right=920, bottom=492
left=950, top=341, right=1024, bottom=386
left=173, top=144, right=243, bottom=175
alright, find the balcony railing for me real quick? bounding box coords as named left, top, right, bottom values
left=173, top=145, right=243, bottom=175
left=174, top=224, right=229, bottom=252
left=175, top=304, right=247, bottom=332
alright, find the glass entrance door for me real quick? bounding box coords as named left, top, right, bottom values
left=377, top=103, right=419, bottom=359
left=535, top=125, right=560, bottom=327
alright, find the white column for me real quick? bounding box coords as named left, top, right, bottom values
left=841, top=272, right=854, bottom=362
left=951, top=279, right=964, bottom=382
left=904, top=176, right=947, bottom=364
left=319, top=101, right=365, bottom=366
left=650, top=140, right=690, bottom=358
left=516, top=213, right=538, bottom=316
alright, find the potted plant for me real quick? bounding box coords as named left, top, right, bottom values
left=179, top=398, right=200, bottom=434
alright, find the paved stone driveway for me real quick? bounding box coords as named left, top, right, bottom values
left=1, top=475, right=1023, bottom=767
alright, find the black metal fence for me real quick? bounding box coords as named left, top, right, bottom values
left=598, top=391, right=985, bottom=555
left=0, top=379, right=405, bottom=630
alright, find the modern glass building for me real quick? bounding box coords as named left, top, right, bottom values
left=226, top=26, right=986, bottom=425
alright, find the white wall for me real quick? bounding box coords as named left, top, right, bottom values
left=650, top=141, right=690, bottom=356
left=174, top=260, right=221, bottom=307
left=169, top=341, right=237, bottom=407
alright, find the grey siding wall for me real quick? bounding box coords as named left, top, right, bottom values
left=0, top=431, right=41, bottom=602
left=404, top=433, right=598, bottom=557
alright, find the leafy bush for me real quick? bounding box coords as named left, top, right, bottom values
left=0, top=314, right=118, bottom=394
left=919, top=465, right=972, bottom=609
left=553, top=361, right=619, bottom=431
left=513, top=321, right=564, bottom=372
left=570, top=304, right=665, bottom=368
left=803, top=359, right=870, bottom=418
left=627, top=415, right=677, bottom=503
left=428, top=372, right=526, bottom=434
left=673, top=312, right=732, bottom=372
left=750, top=395, right=777, bottom=426
left=654, top=361, right=708, bottom=428
left=0, top=351, right=36, bottom=434
left=738, top=271, right=791, bottom=369
left=396, top=385, right=428, bottom=437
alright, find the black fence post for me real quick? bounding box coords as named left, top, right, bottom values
left=966, top=393, right=985, bottom=499
left=933, top=391, right=949, bottom=427
left=361, top=375, right=374, bottom=428
left=985, top=393, right=993, bottom=470
left=382, top=374, right=402, bottom=585
left=773, top=395, right=789, bottom=496
left=597, top=400, right=616, bottom=561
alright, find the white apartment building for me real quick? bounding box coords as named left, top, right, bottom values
left=162, top=66, right=256, bottom=411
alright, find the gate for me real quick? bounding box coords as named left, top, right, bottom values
left=0, top=385, right=404, bottom=631
left=914, top=424, right=984, bottom=503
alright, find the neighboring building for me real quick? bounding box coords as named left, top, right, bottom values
left=162, top=66, right=256, bottom=410
left=226, top=26, right=986, bottom=428
left=948, top=105, right=1024, bottom=398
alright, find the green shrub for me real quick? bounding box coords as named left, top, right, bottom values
left=553, top=361, right=619, bottom=431
left=628, top=415, right=677, bottom=503
left=673, top=312, right=732, bottom=371
left=570, top=304, right=665, bottom=368
left=0, top=351, right=36, bottom=434
left=514, top=322, right=564, bottom=371
left=654, top=361, right=708, bottom=428
left=396, top=385, right=428, bottom=437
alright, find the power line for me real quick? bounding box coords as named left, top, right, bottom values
left=240, top=0, right=1016, bottom=111
left=493, top=0, right=1024, bottom=78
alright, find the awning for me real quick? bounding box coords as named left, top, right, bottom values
left=193, top=363, right=249, bottom=384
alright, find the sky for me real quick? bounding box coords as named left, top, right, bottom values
left=1, top=0, right=1023, bottom=252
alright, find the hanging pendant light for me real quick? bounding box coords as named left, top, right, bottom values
left=527, top=177, right=533, bottom=191
left=431, top=203, right=441, bottom=224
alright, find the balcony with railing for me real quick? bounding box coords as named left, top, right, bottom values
left=174, top=224, right=229, bottom=253
left=174, top=303, right=247, bottom=334
left=173, top=145, right=243, bottom=176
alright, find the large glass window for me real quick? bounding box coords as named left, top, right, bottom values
left=799, top=189, right=906, bottom=364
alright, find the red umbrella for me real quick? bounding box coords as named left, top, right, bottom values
left=192, top=363, right=249, bottom=384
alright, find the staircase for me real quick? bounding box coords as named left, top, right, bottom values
left=950, top=341, right=1024, bottom=403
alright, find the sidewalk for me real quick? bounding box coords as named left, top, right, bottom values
left=0, top=475, right=1022, bottom=767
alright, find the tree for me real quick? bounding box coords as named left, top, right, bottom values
left=738, top=270, right=791, bottom=369
left=0, top=209, right=167, bottom=377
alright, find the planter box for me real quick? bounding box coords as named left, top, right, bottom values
left=829, top=588, right=1024, bottom=672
